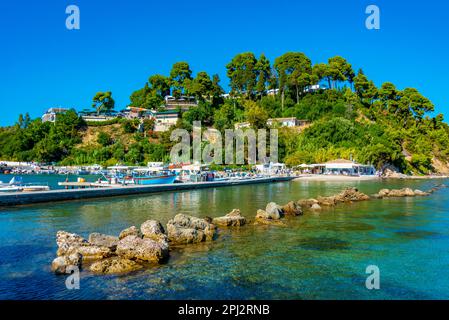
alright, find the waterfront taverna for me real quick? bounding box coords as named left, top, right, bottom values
left=298, top=159, right=376, bottom=176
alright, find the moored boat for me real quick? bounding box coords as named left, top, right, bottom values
left=0, top=176, right=50, bottom=193
left=105, top=165, right=177, bottom=185
left=132, top=168, right=177, bottom=185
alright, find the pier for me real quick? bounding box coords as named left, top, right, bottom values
left=0, top=176, right=295, bottom=206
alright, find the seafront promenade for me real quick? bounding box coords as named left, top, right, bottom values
left=0, top=176, right=294, bottom=206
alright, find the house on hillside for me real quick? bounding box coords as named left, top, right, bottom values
left=144, top=109, right=180, bottom=132
left=164, top=95, right=197, bottom=111
left=267, top=117, right=310, bottom=128
left=41, top=108, right=69, bottom=123
left=304, top=84, right=328, bottom=93
left=266, top=89, right=279, bottom=96
left=234, top=122, right=251, bottom=130
left=79, top=110, right=118, bottom=122
left=125, top=106, right=149, bottom=119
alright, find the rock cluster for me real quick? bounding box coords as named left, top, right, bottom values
left=51, top=213, right=235, bottom=275
left=254, top=200, right=303, bottom=225
left=374, top=188, right=429, bottom=198
left=334, top=188, right=370, bottom=202
left=52, top=219, right=171, bottom=275
left=382, top=168, right=409, bottom=179
left=253, top=188, right=371, bottom=225
left=296, top=188, right=370, bottom=211
left=167, top=214, right=216, bottom=244
left=212, top=209, right=247, bottom=227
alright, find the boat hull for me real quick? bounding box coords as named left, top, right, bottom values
left=133, top=175, right=177, bottom=185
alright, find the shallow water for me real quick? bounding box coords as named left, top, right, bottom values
left=0, top=177, right=448, bottom=300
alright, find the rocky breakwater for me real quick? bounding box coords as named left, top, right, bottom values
left=297, top=187, right=371, bottom=211
left=253, top=188, right=369, bottom=226
left=374, top=188, right=430, bottom=198
left=51, top=185, right=446, bottom=275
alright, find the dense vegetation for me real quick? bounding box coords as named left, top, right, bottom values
left=1, top=52, right=448, bottom=174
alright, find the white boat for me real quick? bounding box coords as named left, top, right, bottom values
left=0, top=186, right=22, bottom=192
left=0, top=176, right=50, bottom=193
left=21, top=185, right=50, bottom=192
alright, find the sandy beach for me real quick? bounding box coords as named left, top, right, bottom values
left=294, top=174, right=449, bottom=181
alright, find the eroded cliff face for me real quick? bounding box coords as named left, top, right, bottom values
left=432, top=158, right=449, bottom=174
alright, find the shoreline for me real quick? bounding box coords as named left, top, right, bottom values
left=294, top=174, right=449, bottom=181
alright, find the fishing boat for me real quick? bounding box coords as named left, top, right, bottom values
left=105, top=166, right=177, bottom=185
left=132, top=168, right=177, bottom=185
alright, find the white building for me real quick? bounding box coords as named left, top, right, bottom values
left=267, top=117, right=310, bottom=128
left=41, top=108, right=69, bottom=123
left=234, top=122, right=251, bottom=130
left=146, top=110, right=180, bottom=132
left=313, top=159, right=376, bottom=176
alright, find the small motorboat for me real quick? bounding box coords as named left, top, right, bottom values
left=21, top=185, right=50, bottom=192
left=0, top=186, right=22, bottom=192
left=0, top=176, right=50, bottom=193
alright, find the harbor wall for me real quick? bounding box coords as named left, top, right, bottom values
left=0, top=177, right=293, bottom=206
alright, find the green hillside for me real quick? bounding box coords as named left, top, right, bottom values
left=1, top=52, right=448, bottom=175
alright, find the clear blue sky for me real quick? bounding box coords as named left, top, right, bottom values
left=1, top=0, right=448, bottom=126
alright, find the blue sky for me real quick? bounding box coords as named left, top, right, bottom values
left=0, top=0, right=448, bottom=126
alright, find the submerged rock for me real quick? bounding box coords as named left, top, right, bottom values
left=89, top=258, right=143, bottom=274
left=414, top=189, right=430, bottom=196
left=281, top=201, right=303, bottom=216
left=297, top=199, right=319, bottom=209
left=166, top=214, right=216, bottom=244
left=119, top=226, right=142, bottom=240
left=212, top=209, right=247, bottom=227
left=51, top=253, right=82, bottom=275
left=140, top=220, right=167, bottom=242
left=88, top=233, right=119, bottom=250
left=317, top=196, right=337, bottom=206
left=254, top=217, right=287, bottom=226
left=116, top=235, right=169, bottom=263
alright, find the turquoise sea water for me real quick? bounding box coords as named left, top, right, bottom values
left=0, top=174, right=448, bottom=300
